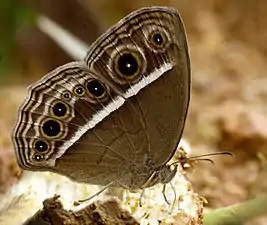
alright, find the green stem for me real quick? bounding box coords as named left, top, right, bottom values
left=203, top=194, right=267, bottom=225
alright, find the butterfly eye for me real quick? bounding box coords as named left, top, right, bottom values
left=148, top=29, right=169, bottom=51
left=74, top=85, right=85, bottom=97
left=86, top=79, right=107, bottom=99
left=114, top=49, right=145, bottom=81
left=41, top=119, right=62, bottom=138
left=34, top=140, right=49, bottom=153
left=51, top=101, right=69, bottom=119
left=62, top=91, right=72, bottom=101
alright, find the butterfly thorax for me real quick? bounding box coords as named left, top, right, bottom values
left=142, top=164, right=177, bottom=188
left=117, top=161, right=177, bottom=190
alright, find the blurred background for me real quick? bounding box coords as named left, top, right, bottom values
left=0, top=0, right=266, bottom=224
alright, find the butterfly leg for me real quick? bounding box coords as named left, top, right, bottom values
left=162, top=184, right=170, bottom=205
left=74, top=181, right=114, bottom=205
left=139, top=188, right=146, bottom=207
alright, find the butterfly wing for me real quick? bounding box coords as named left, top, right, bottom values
left=12, top=7, right=190, bottom=189
left=12, top=62, right=130, bottom=184
left=84, top=6, right=191, bottom=187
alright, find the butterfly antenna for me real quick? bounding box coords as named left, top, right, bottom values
left=171, top=151, right=234, bottom=166
left=187, top=151, right=233, bottom=160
